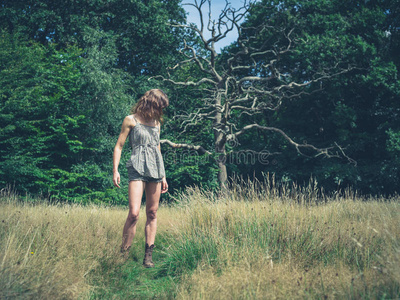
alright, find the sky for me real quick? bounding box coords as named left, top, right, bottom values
left=182, top=0, right=250, bottom=52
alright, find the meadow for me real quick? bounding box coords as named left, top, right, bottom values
left=1, top=177, right=399, bottom=299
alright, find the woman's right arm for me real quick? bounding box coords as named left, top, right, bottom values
left=113, top=116, right=134, bottom=188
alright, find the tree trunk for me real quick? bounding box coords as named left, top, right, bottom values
left=217, top=158, right=228, bottom=188
left=215, top=136, right=228, bottom=188
left=213, top=92, right=228, bottom=189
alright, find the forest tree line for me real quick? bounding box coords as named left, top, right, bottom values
left=0, top=0, right=399, bottom=203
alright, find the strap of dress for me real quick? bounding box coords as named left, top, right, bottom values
left=132, top=114, right=140, bottom=125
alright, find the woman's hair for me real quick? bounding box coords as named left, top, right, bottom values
left=130, top=89, right=169, bottom=125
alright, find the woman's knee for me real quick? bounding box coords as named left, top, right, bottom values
left=127, top=211, right=140, bottom=222
left=146, top=209, right=157, bottom=220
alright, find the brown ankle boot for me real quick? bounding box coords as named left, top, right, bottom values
left=143, top=243, right=155, bottom=268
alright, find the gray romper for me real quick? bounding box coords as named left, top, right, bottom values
left=126, top=115, right=165, bottom=182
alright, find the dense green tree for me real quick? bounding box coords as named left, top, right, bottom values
left=0, top=0, right=189, bottom=202
left=0, top=31, right=132, bottom=202
left=0, top=0, right=186, bottom=75
left=233, top=0, right=400, bottom=194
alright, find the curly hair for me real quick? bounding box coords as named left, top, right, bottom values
left=130, top=89, right=169, bottom=125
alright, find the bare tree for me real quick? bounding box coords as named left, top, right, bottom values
left=151, top=0, right=355, bottom=188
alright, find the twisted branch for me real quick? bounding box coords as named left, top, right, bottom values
left=161, top=139, right=212, bottom=155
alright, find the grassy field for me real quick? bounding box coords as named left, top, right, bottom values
left=1, top=177, right=399, bottom=299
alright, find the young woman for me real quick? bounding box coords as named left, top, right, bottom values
left=112, top=89, right=169, bottom=268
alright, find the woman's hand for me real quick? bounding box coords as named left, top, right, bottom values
left=161, top=177, right=168, bottom=193
left=113, top=171, right=121, bottom=188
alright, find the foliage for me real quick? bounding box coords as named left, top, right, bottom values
left=0, top=0, right=399, bottom=200
left=229, top=0, right=400, bottom=195
left=0, top=0, right=222, bottom=202
left=0, top=31, right=131, bottom=202
left=0, top=0, right=186, bottom=75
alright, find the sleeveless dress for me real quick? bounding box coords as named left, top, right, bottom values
left=125, top=115, right=165, bottom=179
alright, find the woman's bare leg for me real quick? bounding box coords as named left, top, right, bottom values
left=121, top=180, right=145, bottom=251
left=144, top=181, right=162, bottom=245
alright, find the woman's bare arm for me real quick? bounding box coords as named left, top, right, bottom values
left=113, top=116, right=134, bottom=188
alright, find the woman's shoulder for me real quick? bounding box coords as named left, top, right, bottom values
left=123, top=115, right=137, bottom=127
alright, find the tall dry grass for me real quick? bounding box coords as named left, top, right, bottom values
left=160, top=176, right=400, bottom=299
left=0, top=188, right=120, bottom=298
left=1, top=176, right=399, bottom=299
left=0, top=185, right=187, bottom=299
